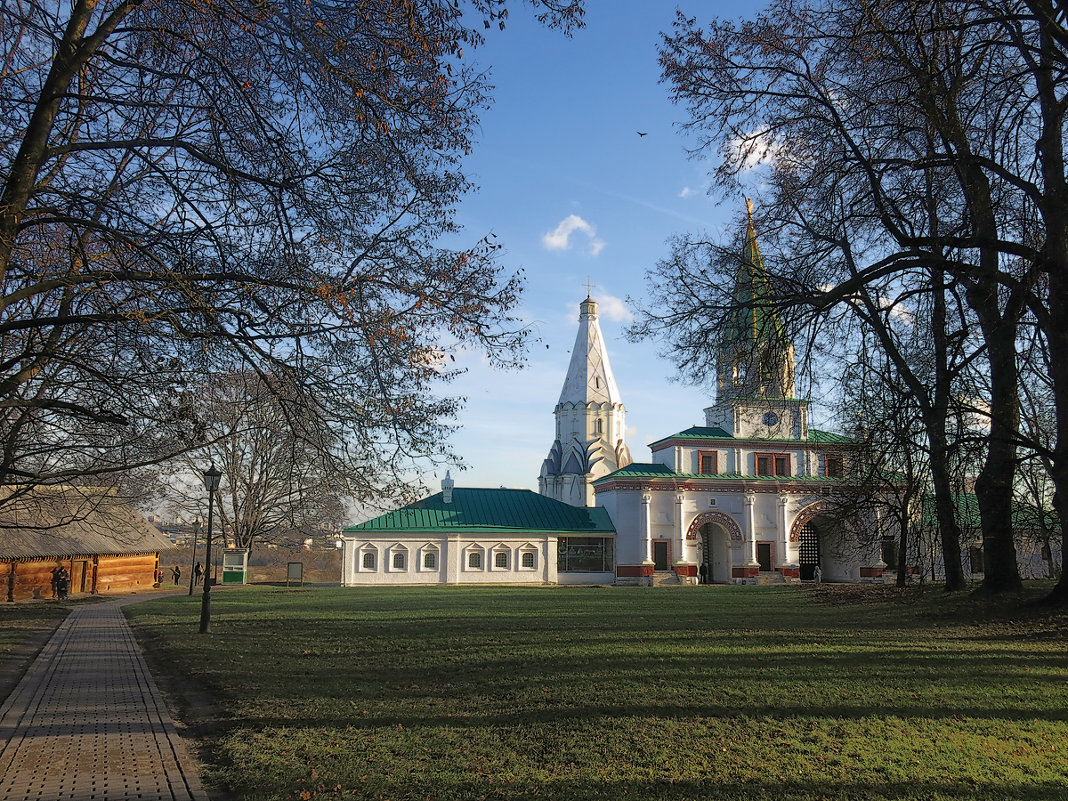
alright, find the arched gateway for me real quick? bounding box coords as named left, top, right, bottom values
left=688, top=511, right=742, bottom=584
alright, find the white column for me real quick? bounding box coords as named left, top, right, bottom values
left=744, top=491, right=759, bottom=566
left=641, top=494, right=653, bottom=564
left=777, top=494, right=790, bottom=567
left=674, top=493, right=687, bottom=565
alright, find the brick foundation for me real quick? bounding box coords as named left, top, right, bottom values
left=617, top=564, right=655, bottom=578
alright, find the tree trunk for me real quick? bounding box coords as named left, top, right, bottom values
left=1041, top=269, right=1068, bottom=606
left=970, top=293, right=1023, bottom=595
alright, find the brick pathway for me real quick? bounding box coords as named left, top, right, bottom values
left=0, top=598, right=208, bottom=801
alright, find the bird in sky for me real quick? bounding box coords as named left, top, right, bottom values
left=637, top=131, right=648, bottom=137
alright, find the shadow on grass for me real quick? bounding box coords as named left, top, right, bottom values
left=224, top=775, right=1068, bottom=801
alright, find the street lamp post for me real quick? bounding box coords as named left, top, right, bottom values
left=198, top=464, right=223, bottom=634
left=187, top=520, right=202, bottom=597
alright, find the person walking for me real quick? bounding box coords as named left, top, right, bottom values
left=193, top=562, right=203, bottom=586
left=171, top=565, right=182, bottom=585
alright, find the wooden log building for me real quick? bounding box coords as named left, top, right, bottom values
left=0, top=486, right=174, bottom=602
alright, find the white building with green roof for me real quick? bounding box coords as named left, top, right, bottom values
left=590, top=213, right=885, bottom=585
left=341, top=211, right=884, bottom=587
left=340, top=478, right=617, bottom=586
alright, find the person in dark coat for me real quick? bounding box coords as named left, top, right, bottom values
left=171, top=565, right=182, bottom=585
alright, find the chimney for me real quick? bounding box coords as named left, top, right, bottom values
left=441, top=470, right=454, bottom=504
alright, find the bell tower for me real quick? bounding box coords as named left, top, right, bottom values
left=704, top=203, right=808, bottom=440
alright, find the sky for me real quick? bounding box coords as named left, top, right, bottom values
left=415, top=0, right=766, bottom=500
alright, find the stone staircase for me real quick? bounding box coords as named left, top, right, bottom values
left=756, top=571, right=800, bottom=585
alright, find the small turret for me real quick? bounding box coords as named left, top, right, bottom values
left=441, top=470, right=454, bottom=504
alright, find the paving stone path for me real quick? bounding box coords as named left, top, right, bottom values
left=0, top=597, right=208, bottom=801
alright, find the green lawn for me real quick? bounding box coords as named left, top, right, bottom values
left=125, top=584, right=1068, bottom=801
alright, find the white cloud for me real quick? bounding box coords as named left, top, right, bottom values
left=726, top=127, right=780, bottom=171
left=597, top=293, right=633, bottom=323
left=679, top=186, right=693, bottom=198
left=542, top=214, right=605, bottom=256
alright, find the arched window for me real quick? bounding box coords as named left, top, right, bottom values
left=423, top=550, right=437, bottom=570
left=468, top=551, right=482, bottom=569
left=495, top=551, right=508, bottom=569
left=361, top=551, right=376, bottom=570
left=521, top=552, right=536, bottom=569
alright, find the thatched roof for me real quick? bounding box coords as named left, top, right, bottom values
left=0, top=486, right=174, bottom=560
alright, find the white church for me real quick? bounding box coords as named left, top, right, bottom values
left=340, top=217, right=887, bottom=586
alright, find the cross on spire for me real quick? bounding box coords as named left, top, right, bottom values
left=584, top=276, right=596, bottom=299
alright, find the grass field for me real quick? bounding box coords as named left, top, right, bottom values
left=124, top=583, right=1068, bottom=801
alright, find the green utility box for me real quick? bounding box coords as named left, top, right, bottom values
left=221, top=548, right=249, bottom=584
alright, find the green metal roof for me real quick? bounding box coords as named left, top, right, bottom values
left=649, top=426, right=852, bottom=447
left=344, top=488, right=615, bottom=535
left=807, top=429, right=855, bottom=444
left=593, top=463, right=845, bottom=485
left=922, top=493, right=1059, bottom=533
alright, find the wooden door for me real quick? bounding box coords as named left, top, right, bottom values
left=653, top=541, right=669, bottom=571
left=756, top=543, right=773, bottom=572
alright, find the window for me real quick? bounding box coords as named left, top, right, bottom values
left=361, top=551, right=376, bottom=570
left=698, top=450, right=718, bottom=475
left=521, top=552, right=536, bottom=569
left=557, top=537, right=615, bottom=572
left=392, top=551, right=406, bottom=570
left=756, top=453, right=791, bottom=476
left=824, top=454, right=845, bottom=478
left=468, top=551, right=482, bottom=569
left=494, top=551, right=509, bottom=569
left=423, top=551, right=437, bottom=570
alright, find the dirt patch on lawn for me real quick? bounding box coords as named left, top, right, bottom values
left=804, top=583, right=920, bottom=606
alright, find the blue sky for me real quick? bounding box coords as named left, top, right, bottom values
left=432, top=1, right=760, bottom=495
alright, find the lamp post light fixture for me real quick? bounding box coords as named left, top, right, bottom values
left=198, top=464, right=223, bottom=634
left=187, top=520, right=201, bottom=597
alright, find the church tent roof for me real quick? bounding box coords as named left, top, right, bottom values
left=345, top=488, right=615, bottom=534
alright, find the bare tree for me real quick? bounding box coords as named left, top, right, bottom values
left=649, top=0, right=1059, bottom=595
left=165, top=371, right=351, bottom=554
left=0, top=1, right=584, bottom=506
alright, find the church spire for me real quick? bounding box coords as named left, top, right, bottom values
left=557, top=297, right=622, bottom=407
left=717, top=203, right=796, bottom=400
left=539, top=295, right=631, bottom=508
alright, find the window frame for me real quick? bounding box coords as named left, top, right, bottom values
left=698, top=449, right=718, bottom=475
left=360, top=549, right=377, bottom=572
left=824, top=454, right=845, bottom=478
left=466, top=549, right=483, bottom=570
left=755, top=452, right=791, bottom=477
